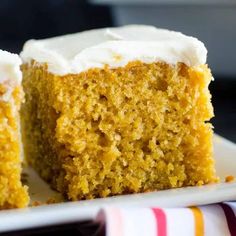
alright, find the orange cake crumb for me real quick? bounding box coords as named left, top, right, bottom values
left=225, top=175, right=235, bottom=183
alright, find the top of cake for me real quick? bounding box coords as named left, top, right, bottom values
left=20, top=25, right=207, bottom=75
left=0, top=50, right=22, bottom=85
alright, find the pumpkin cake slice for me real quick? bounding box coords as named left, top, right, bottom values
left=20, top=25, right=218, bottom=201
left=0, top=50, right=29, bottom=209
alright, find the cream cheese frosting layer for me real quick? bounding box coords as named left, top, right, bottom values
left=20, top=25, right=207, bottom=75
left=0, top=50, right=22, bottom=84
left=0, top=50, right=22, bottom=101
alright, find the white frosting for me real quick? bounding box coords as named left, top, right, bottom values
left=20, top=25, right=207, bottom=75
left=0, top=50, right=22, bottom=101
left=0, top=50, right=22, bottom=84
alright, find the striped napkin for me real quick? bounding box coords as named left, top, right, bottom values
left=95, top=203, right=236, bottom=236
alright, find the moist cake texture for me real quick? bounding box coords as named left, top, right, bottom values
left=21, top=25, right=218, bottom=200
left=0, top=50, right=29, bottom=209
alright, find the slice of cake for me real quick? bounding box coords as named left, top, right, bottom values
left=20, top=25, right=218, bottom=201
left=0, top=50, right=29, bottom=209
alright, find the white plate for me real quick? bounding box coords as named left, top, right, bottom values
left=0, top=134, right=236, bottom=232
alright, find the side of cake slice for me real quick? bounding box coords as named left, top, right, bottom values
left=0, top=50, right=29, bottom=209
left=20, top=25, right=218, bottom=200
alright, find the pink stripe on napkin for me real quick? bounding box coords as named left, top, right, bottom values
left=152, top=208, right=167, bottom=236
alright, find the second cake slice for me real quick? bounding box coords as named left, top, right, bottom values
left=0, top=50, right=29, bottom=209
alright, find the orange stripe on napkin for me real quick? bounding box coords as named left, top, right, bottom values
left=190, top=207, right=204, bottom=236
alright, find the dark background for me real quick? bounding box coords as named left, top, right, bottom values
left=0, top=0, right=112, bottom=52
left=0, top=0, right=235, bottom=142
